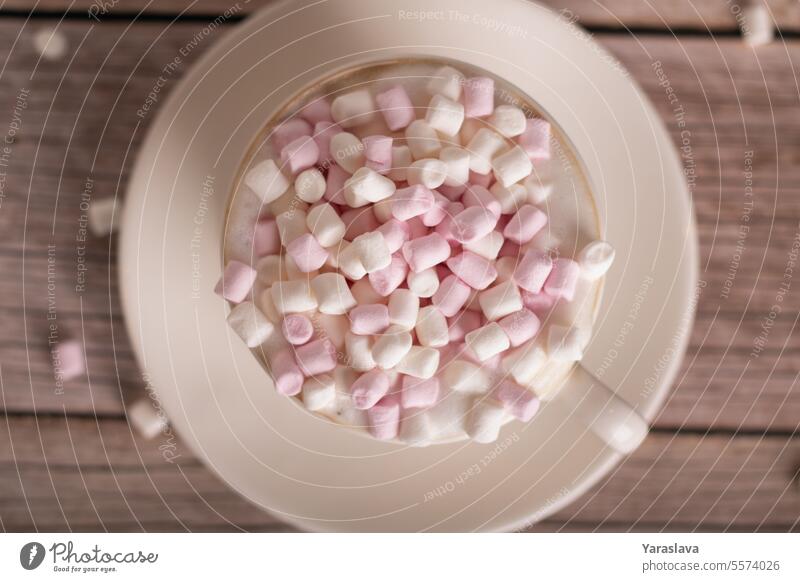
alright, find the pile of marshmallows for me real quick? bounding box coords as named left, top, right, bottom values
left=217, top=65, right=615, bottom=445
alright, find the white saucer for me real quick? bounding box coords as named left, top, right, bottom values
left=121, top=0, right=697, bottom=531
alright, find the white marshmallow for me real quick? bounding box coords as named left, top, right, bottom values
left=275, top=209, right=309, bottom=245
left=478, top=281, right=523, bottom=321
left=464, top=230, right=504, bottom=260
left=88, top=198, right=118, bottom=236
left=491, top=182, right=530, bottom=214
left=258, top=289, right=281, bottom=324
left=269, top=189, right=308, bottom=217
left=488, top=105, right=527, bottom=137
left=345, top=332, right=376, bottom=371
left=425, top=94, right=464, bottom=136
left=294, top=168, right=326, bottom=203
left=388, top=145, right=413, bottom=182
left=466, top=128, right=507, bottom=174
left=311, top=273, right=357, bottom=314
left=578, top=240, right=616, bottom=281
left=466, top=399, right=506, bottom=444
left=226, top=301, right=275, bottom=347
left=742, top=2, right=774, bottom=46
left=306, top=203, right=346, bottom=247
left=407, top=268, right=440, bottom=298
left=415, top=306, right=449, bottom=348
left=244, top=159, right=291, bottom=204
left=492, top=145, right=533, bottom=187
left=127, top=398, right=168, bottom=440
left=337, top=242, right=367, bottom=280
left=372, top=325, right=413, bottom=369
left=302, top=374, right=336, bottom=411
left=465, top=322, right=511, bottom=361
left=270, top=280, right=318, bottom=314
left=314, top=313, right=349, bottom=350
left=406, top=158, right=447, bottom=189
left=396, top=346, right=440, bottom=379
left=523, top=173, right=553, bottom=204
left=33, top=27, right=68, bottom=61
left=329, top=132, right=365, bottom=174
left=345, top=167, right=396, bottom=206
left=439, top=146, right=470, bottom=187
left=405, top=120, right=441, bottom=159
left=388, top=289, right=420, bottom=330
left=548, top=326, right=590, bottom=362
left=331, top=89, right=376, bottom=128
left=502, top=341, right=547, bottom=385
left=400, top=411, right=434, bottom=447
left=441, top=360, right=489, bottom=394
left=352, top=231, right=392, bottom=273
left=427, top=66, right=464, bottom=101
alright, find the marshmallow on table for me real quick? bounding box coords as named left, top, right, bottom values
left=244, top=159, right=290, bottom=204
left=464, top=230, right=504, bottom=261
left=294, top=168, right=326, bottom=203
left=388, top=289, right=420, bottom=330
left=415, top=305, right=449, bottom=348
left=488, top=105, right=527, bottom=138
left=294, top=339, right=338, bottom=376
left=405, top=120, right=441, bottom=159
left=377, top=219, right=410, bottom=253
left=345, top=167, right=396, bottom=207
left=351, top=369, right=391, bottom=410
left=280, top=135, right=319, bottom=175
left=502, top=341, right=547, bottom=385
left=127, top=398, right=167, bottom=439
left=375, top=84, right=415, bottom=131
left=478, top=280, right=523, bottom=321
left=497, top=308, right=540, bottom=347
left=401, top=376, right=440, bottom=409
left=450, top=206, right=498, bottom=244
left=51, top=339, right=84, bottom=381
left=324, top=163, right=349, bottom=204
left=253, top=217, right=280, bottom=257
left=349, top=304, right=390, bottom=335
left=519, top=118, right=551, bottom=160
left=432, top=275, right=471, bottom=317
left=441, top=359, right=489, bottom=394
left=466, top=399, right=506, bottom=443
left=578, top=240, right=616, bottom=280
left=407, top=159, right=447, bottom=189
left=33, top=27, right=68, bottom=61
left=275, top=209, right=309, bottom=246
left=329, top=132, right=365, bottom=174
left=331, top=89, right=376, bottom=128
left=369, top=254, right=408, bottom=296
left=504, top=205, right=548, bottom=245
left=402, top=233, right=451, bottom=273
left=463, top=76, right=494, bottom=118
left=742, top=1, right=774, bottom=46
left=345, top=332, right=376, bottom=371
left=467, top=128, right=507, bottom=174
left=396, top=346, right=440, bottom=379
left=272, top=118, right=312, bottom=151
left=544, top=258, right=580, bottom=301
left=270, top=348, right=304, bottom=395
left=270, top=280, right=318, bottom=314
left=88, top=198, right=117, bottom=237
left=367, top=396, right=401, bottom=440
left=425, top=94, right=464, bottom=136
left=363, top=135, right=393, bottom=174
left=302, top=374, right=336, bottom=411
left=427, top=65, right=464, bottom=101
left=306, top=203, right=346, bottom=247
left=314, top=121, right=342, bottom=165
left=494, top=380, right=540, bottom=421
left=388, top=145, right=413, bottom=182
left=491, top=182, right=530, bottom=214
left=447, top=251, right=498, bottom=290
left=215, top=260, right=257, bottom=303
left=352, top=231, right=392, bottom=273
left=465, top=322, right=510, bottom=361
left=287, top=233, right=329, bottom=272
left=492, top=145, right=533, bottom=187
left=399, top=410, right=434, bottom=447
left=372, top=325, right=413, bottom=369
left=227, top=301, right=275, bottom=347
left=447, top=309, right=482, bottom=342
left=392, top=185, right=435, bottom=220
left=514, top=249, right=553, bottom=293
left=439, top=146, right=470, bottom=187
left=548, top=325, right=590, bottom=362
left=281, top=313, right=314, bottom=345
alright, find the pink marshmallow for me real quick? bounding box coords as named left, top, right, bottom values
left=498, top=239, right=522, bottom=259
left=463, top=76, right=495, bottom=118
left=253, top=217, right=280, bottom=257
left=504, top=205, right=548, bottom=245
left=349, top=304, right=390, bottom=335
left=469, top=171, right=494, bottom=189
left=375, top=84, right=415, bottom=131
left=447, top=251, right=497, bottom=290
left=363, top=135, right=393, bottom=174
left=272, top=118, right=312, bottom=151
left=281, top=135, right=319, bottom=175
left=432, top=274, right=471, bottom=317
left=377, top=219, right=410, bottom=253
left=402, top=233, right=451, bottom=273
left=438, top=183, right=467, bottom=201
left=521, top=290, right=557, bottom=313
left=352, top=369, right=391, bottom=410
left=271, top=348, right=304, bottom=395
left=401, top=376, right=440, bottom=409
left=407, top=217, right=430, bottom=239
left=300, top=98, right=333, bottom=125
left=497, top=308, right=540, bottom=347
left=369, top=254, right=409, bottom=296
left=324, top=164, right=349, bottom=204
left=294, top=339, right=338, bottom=376
left=447, top=310, right=483, bottom=342
left=518, top=118, right=551, bottom=160
left=434, top=202, right=465, bottom=240
left=494, top=380, right=540, bottom=421
left=281, top=314, right=314, bottom=345
left=214, top=260, right=257, bottom=303
left=392, top=185, right=435, bottom=220
left=314, top=121, right=342, bottom=165
left=341, top=207, right=380, bottom=241
left=367, top=395, right=401, bottom=440
left=421, top=191, right=450, bottom=227
left=51, top=339, right=84, bottom=381
left=513, top=249, right=553, bottom=293
left=450, top=206, right=499, bottom=244
left=287, top=233, right=329, bottom=272
left=544, top=258, right=580, bottom=301
left=462, top=185, right=501, bottom=218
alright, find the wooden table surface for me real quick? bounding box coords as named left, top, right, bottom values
left=1, top=0, right=799, bottom=532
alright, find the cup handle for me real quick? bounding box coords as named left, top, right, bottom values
left=550, top=364, right=649, bottom=455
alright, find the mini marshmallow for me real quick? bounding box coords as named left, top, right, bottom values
left=352, top=231, right=392, bottom=273
left=431, top=275, right=471, bottom=317
left=331, top=89, right=376, bottom=128
left=315, top=313, right=349, bottom=351
left=314, top=121, right=342, bottom=165
left=490, top=182, right=530, bottom=214
left=369, top=254, right=408, bottom=296
left=415, top=306, right=449, bottom=348
left=488, top=105, right=527, bottom=138
left=302, top=374, right=336, bottom=411
left=447, top=310, right=482, bottom=342
left=548, top=325, right=590, bottom=362
left=407, top=158, right=447, bottom=189
left=351, top=369, right=391, bottom=409
left=270, top=280, right=318, bottom=314
left=388, top=145, right=413, bottom=182
left=345, top=332, right=376, bottom=371
left=521, top=290, right=557, bottom=313
left=519, top=118, right=551, bottom=160
left=33, top=27, right=68, bottom=61
left=466, top=400, right=506, bottom=443
left=258, top=288, right=281, bottom=323
left=388, top=289, right=420, bottom=330
left=450, top=206, right=498, bottom=244
left=405, top=120, right=441, bottom=159
left=377, top=219, right=410, bottom=253
left=392, top=185, right=435, bottom=220
left=372, top=325, right=413, bottom=369
left=51, top=339, right=84, bottom=381
left=376, top=84, right=415, bottom=131
left=523, top=172, right=553, bottom=205
left=446, top=251, right=498, bottom=290
left=227, top=301, right=275, bottom=347
left=402, top=233, right=451, bottom=273
left=127, top=398, right=167, bottom=439
left=492, top=145, right=533, bottom=187
left=306, top=203, right=346, bottom=247
left=478, top=280, right=523, bottom=321
left=275, top=209, right=309, bottom=246
left=244, top=159, right=291, bottom=204
left=324, top=163, right=349, bottom=204
left=498, top=308, right=540, bottom=347
left=425, top=94, right=464, bottom=136
left=294, top=168, right=326, bottom=203
left=494, top=256, right=518, bottom=283
left=368, top=396, right=400, bottom=440
left=427, top=65, right=464, bottom=101
left=272, top=118, right=312, bottom=151
left=215, top=260, right=257, bottom=303
left=269, top=190, right=309, bottom=217
left=396, top=346, right=439, bottom=379
left=514, top=249, right=553, bottom=293
left=363, top=135, right=393, bottom=174
left=341, top=208, right=380, bottom=240
left=270, top=348, right=304, bottom=395
left=439, top=146, right=470, bottom=187
left=337, top=242, right=367, bottom=280
left=504, top=205, right=548, bottom=245
left=463, top=76, right=494, bottom=118
left=401, top=376, right=440, bottom=409
left=544, top=258, right=580, bottom=301
left=465, top=322, right=510, bottom=361
left=299, top=98, right=332, bottom=125
left=578, top=240, right=616, bottom=280
left=462, top=185, right=501, bottom=217
left=349, top=304, right=390, bottom=335
left=494, top=380, right=540, bottom=421
left=253, top=218, right=280, bottom=257
left=281, top=314, right=314, bottom=345
left=464, top=230, right=504, bottom=260
left=352, top=278, right=388, bottom=305
left=502, top=341, right=547, bottom=385
left=399, top=411, right=434, bottom=447
left=287, top=233, right=329, bottom=272
left=441, top=359, right=489, bottom=395
left=281, top=135, right=319, bottom=174
left=421, top=191, right=450, bottom=227
left=295, top=339, right=337, bottom=376
left=88, top=198, right=117, bottom=237
left=329, top=132, right=366, bottom=174
left=345, top=167, right=396, bottom=206
left=467, top=128, right=507, bottom=174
